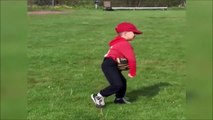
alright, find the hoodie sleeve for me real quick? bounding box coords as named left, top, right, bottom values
left=119, top=42, right=137, bottom=77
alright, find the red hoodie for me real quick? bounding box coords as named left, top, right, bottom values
left=104, top=36, right=136, bottom=77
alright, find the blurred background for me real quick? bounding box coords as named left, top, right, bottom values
left=27, top=0, right=186, bottom=10
left=1, top=0, right=212, bottom=120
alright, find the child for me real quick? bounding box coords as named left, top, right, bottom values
left=91, top=22, right=142, bottom=108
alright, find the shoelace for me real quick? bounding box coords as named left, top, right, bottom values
left=96, top=96, right=104, bottom=104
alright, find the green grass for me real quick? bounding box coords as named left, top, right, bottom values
left=28, top=9, right=186, bottom=119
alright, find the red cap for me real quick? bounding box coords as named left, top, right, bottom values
left=115, top=22, right=142, bottom=34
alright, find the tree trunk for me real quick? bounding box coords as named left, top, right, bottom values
left=28, top=0, right=33, bottom=8
left=52, top=0, right=55, bottom=6
left=137, top=0, right=142, bottom=7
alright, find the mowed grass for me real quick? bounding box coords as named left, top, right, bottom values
left=28, top=9, right=186, bottom=120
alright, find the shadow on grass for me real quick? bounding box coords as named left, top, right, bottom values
left=127, top=82, right=171, bottom=102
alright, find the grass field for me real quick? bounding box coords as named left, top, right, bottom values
left=28, top=9, right=186, bottom=120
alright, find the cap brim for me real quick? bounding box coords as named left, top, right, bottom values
left=133, top=30, right=142, bottom=34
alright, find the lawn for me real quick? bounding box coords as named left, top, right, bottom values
left=27, top=9, right=186, bottom=120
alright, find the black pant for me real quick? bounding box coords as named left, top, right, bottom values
left=100, top=58, right=127, bottom=98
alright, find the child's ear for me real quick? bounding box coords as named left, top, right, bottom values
left=119, top=32, right=125, bottom=37
left=123, top=31, right=128, bottom=36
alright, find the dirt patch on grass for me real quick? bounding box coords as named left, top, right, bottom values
left=28, top=11, right=69, bottom=15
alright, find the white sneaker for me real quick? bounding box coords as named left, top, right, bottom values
left=91, top=94, right=105, bottom=108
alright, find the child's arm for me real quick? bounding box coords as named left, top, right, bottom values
left=119, top=43, right=137, bottom=78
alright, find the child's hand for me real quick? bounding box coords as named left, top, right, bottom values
left=128, top=73, right=134, bottom=78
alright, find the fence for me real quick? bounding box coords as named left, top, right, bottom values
left=28, top=0, right=186, bottom=7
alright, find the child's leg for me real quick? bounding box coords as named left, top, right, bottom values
left=99, top=58, right=124, bottom=97
left=115, top=73, right=127, bottom=98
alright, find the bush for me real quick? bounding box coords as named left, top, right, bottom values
left=28, top=5, right=73, bottom=11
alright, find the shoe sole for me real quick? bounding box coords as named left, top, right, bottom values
left=114, top=102, right=131, bottom=104
left=114, top=99, right=131, bottom=104
left=91, top=94, right=104, bottom=108
left=91, top=94, right=96, bottom=104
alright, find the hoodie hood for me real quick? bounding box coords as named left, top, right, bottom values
left=109, top=36, right=126, bottom=47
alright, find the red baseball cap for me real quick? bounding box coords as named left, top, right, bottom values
left=115, top=22, right=142, bottom=34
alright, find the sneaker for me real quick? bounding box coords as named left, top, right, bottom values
left=114, top=98, right=131, bottom=104
left=91, top=94, right=105, bottom=108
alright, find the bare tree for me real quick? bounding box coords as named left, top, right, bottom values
left=52, top=0, right=54, bottom=6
